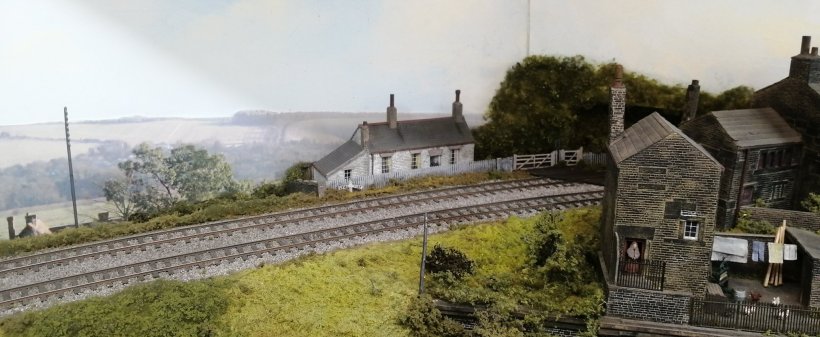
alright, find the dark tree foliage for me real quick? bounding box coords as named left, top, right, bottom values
left=425, top=244, right=475, bottom=279
left=474, top=55, right=755, bottom=158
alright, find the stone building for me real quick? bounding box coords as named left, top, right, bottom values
left=752, top=36, right=820, bottom=206
left=681, top=107, right=802, bottom=229
left=311, top=91, right=475, bottom=183
left=600, top=67, right=724, bottom=324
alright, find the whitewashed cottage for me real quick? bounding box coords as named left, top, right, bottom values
left=312, top=91, right=475, bottom=184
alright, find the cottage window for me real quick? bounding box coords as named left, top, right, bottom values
left=758, top=151, right=767, bottom=169
left=411, top=153, right=420, bottom=169
left=450, top=149, right=458, bottom=165
left=768, top=150, right=777, bottom=168
left=682, top=220, right=699, bottom=240
left=381, top=156, right=391, bottom=173
left=771, top=182, right=785, bottom=200
left=430, top=155, right=441, bottom=167
left=344, top=169, right=352, bottom=181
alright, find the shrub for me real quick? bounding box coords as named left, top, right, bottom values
left=399, top=295, right=466, bottom=337
left=734, top=212, right=775, bottom=234
left=426, top=244, right=475, bottom=279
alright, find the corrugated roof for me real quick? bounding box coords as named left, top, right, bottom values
left=609, top=112, right=720, bottom=167
left=313, top=140, right=364, bottom=176
left=711, top=108, right=801, bottom=148
left=367, top=117, right=474, bottom=153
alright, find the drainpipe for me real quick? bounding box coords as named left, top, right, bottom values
left=614, top=232, right=620, bottom=285
left=732, top=149, right=750, bottom=229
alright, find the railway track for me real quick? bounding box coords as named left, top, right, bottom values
left=0, top=178, right=569, bottom=277
left=0, top=189, right=602, bottom=312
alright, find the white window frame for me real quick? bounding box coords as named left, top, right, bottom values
left=430, top=155, right=441, bottom=167
left=449, top=149, right=458, bottom=165
left=411, top=153, right=420, bottom=169
left=381, top=156, right=391, bottom=173
left=344, top=169, right=352, bottom=181
left=682, top=220, right=699, bottom=241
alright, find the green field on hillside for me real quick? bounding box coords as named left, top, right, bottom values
left=0, top=207, right=603, bottom=337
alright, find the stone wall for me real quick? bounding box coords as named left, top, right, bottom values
left=615, top=133, right=722, bottom=296
left=740, top=206, right=820, bottom=232
left=605, top=285, right=692, bottom=324
left=368, top=144, right=475, bottom=175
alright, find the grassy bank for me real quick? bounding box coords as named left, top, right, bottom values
left=0, top=207, right=602, bottom=337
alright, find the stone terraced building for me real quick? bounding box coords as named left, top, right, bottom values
left=312, top=91, right=475, bottom=183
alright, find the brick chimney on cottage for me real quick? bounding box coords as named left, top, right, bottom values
left=452, top=89, right=464, bottom=123
left=608, top=64, right=626, bottom=144
left=681, top=79, right=700, bottom=124
left=386, top=94, right=398, bottom=129
left=360, top=121, right=369, bottom=147
left=789, top=36, right=820, bottom=84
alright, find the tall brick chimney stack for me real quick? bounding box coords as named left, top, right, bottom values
left=452, top=90, right=464, bottom=123
left=608, top=64, right=626, bottom=144
left=789, top=36, right=820, bottom=83
left=387, top=94, right=397, bottom=129
left=681, top=80, right=701, bottom=124
left=360, top=121, right=369, bottom=147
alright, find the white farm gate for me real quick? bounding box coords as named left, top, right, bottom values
left=513, top=147, right=584, bottom=170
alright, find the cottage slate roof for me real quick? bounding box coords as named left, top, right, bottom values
left=609, top=112, right=720, bottom=167
left=313, top=116, right=473, bottom=176
left=786, top=227, right=820, bottom=260
left=366, top=117, right=474, bottom=154
left=313, top=140, right=364, bottom=176
left=710, top=108, right=802, bottom=148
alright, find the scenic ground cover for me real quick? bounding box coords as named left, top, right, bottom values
left=0, top=207, right=602, bottom=337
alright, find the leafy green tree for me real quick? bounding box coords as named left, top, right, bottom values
left=103, top=143, right=238, bottom=219
left=475, top=55, right=756, bottom=157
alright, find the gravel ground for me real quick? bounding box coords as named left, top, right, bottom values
left=0, top=182, right=602, bottom=316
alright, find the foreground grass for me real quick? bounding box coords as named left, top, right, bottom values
left=0, top=207, right=601, bottom=337
left=0, top=171, right=530, bottom=258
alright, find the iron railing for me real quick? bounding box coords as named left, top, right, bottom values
left=690, top=299, right=820, bottom=335
left=616, top=259, right=665, bottom=291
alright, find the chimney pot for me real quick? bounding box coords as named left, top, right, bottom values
left=812, top=47, right=819, bottom=56
left=387, top=94, right=398, bottom=128
left=452, top=89, right=464, bottom=123
left=801, top=36, right=811, bottom=54
left=360, top=121, right=369, bottom=146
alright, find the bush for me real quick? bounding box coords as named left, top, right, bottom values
left=734, top=212, right=775, bottom=234
left=399, top=295, right=466, bottom=337
left=426, top=244, right=475, bottom=279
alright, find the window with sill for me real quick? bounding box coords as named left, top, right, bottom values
left=449, top=149, right=458, bottom=165
left=682, top=219, right=699, bottom=240
left=430, top=155, right=441, bottom=167
left=771, top=182, right=786, bottom=200
left=381, top=156, right=391, bottom=173
left=344, top=169, right=352, bottom=181
left=411, top=153, right=420, bottom=169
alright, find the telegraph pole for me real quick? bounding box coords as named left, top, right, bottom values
left=418, top=213, right=429, bottom=295
left=64, top=107, right=79, bottom=228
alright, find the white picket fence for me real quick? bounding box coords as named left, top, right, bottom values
left=513, top=147, right=584, bottom=170
left=326, top=157, right=514, bottom=190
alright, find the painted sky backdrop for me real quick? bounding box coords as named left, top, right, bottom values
left=1, top=0, right=819, bottom=125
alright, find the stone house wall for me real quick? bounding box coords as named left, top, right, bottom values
left=605, top=285, right=692, bottom=324
left=753, top=79, right=820, bottom=206
left=368, top=144, right=474, bottom=175
left=614, top=133, right=721, bottom=296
